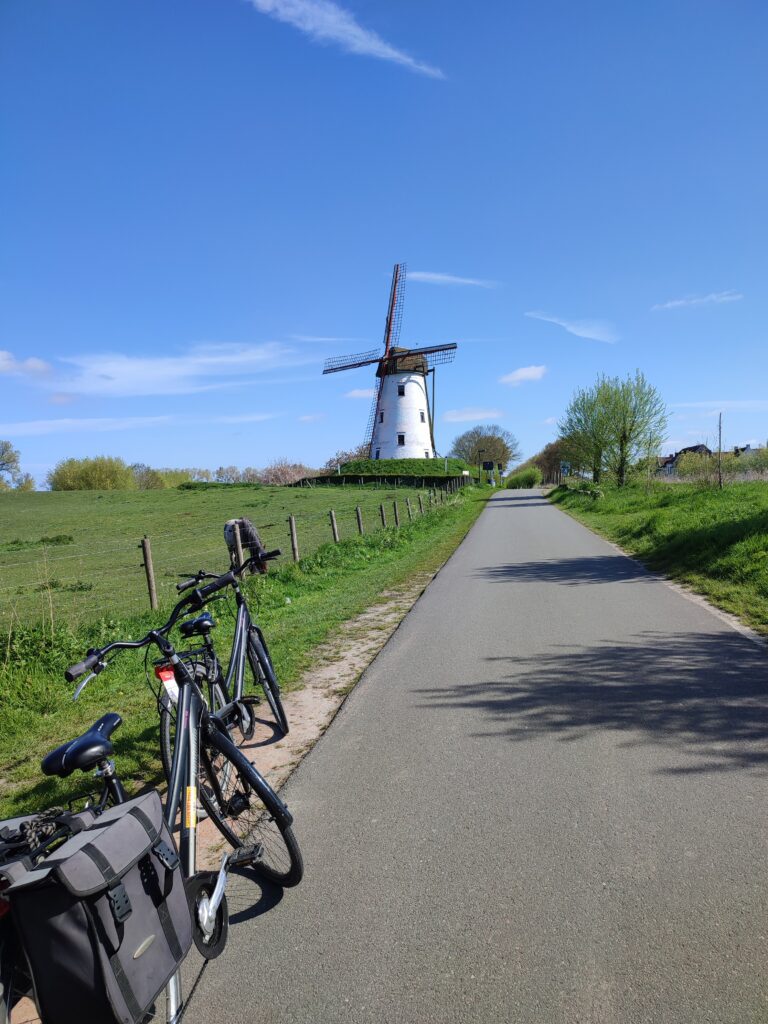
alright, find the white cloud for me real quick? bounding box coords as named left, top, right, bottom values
left=443, top=408, right=503, bottom=423
left=410, top=272, right=497, bottom=288
left=499, top=364, right=547, bottom=386
left=299, top=413, right=325, bottom=422
left=345, top=388, right=375, bottom=399
left=524, top=311, right=618, bottom=343
left=0, top=350, right=51, bottom=376
left=652, top=290, right=743, bottom=311
left=247, top=0, right=444, bottom=78
left=543, top=416, right=557, bottom=425
left=0, top=416, right=173, bottom=437
left=49, top=342, right=315, bottom=398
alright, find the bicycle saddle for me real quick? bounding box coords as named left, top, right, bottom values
left=180, top=612, right=216, bottom=639
left=41, top=712, right=123, bottom=778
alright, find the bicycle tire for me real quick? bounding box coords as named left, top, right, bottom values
left=247, top=628, right=289, bottom=736
left=199, top=729, right=303, bottom=888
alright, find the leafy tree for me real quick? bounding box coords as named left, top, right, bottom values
left=48, top=456, right=135, bottom=490
left=558, top=378, right=614, bottom=483
left=448, top=425, right=521, bottom=470
left=14, top=473, right=35, bottom=492
left=0, top=440, right=21, bottom=486
left=603, top=371, right=667, bottom=487
left=130, top=463, right=166, bottom=489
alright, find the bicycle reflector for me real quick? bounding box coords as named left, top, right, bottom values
left=154, top=665, right=179, bottom=705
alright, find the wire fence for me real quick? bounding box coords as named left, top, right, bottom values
left=0, top=483, right=460, bottom=631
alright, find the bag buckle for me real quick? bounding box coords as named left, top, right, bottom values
left=108, top=881, right=132, bottom=923
left=153, top=839, right=179, bottom=872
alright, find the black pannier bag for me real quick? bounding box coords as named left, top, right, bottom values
left=2, top=790, right=192, bottom=1024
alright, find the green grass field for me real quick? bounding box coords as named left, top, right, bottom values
left=551, top=481, right=768, bottom=634
left=0, top=482, right=439, bottom=629
left=0, top=485, right=487, bottom=816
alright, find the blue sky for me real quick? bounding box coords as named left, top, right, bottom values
left=2, top=0, right=767, bottom=482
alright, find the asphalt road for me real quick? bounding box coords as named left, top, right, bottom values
left=188, top=489, right=768, bottom=1023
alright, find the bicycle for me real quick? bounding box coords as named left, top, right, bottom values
left=2, top=565, right=302, bottom=1023
left=155, top=549, right=288, bottom=787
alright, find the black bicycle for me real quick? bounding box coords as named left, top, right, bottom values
left=155, top=551, right=288, bottom=790
left=1, top=566, right=303, bottom=1022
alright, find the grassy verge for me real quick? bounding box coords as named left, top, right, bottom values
left=550, top=481, right=768, bottom=634
left=0, top=488, right=487, bottom=816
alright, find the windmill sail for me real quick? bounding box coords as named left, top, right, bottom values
left=383, top=263, right=406, bottom=357
left=363, top=377, right=383, bottom=449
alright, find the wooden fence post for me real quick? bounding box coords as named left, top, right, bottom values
left=418, top=494, right=424, bottom=515
left=330, top=509, right=340, bottom=543
left=356, top=505, right=364, bottom=535
left=288, top=514, right=300, bottom=562
left=140, top=536, right=158, bottom=611
left=405, top=497, right=413, bottom=521
left=380, top=503, right=387, bottom=528
left=393, top=500, right=400, bottom=527
left=233, top=521, right=245, bottom=568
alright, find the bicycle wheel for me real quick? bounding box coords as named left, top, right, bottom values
left=160, top=679, right=239, bottom=787
left=247, top=628, right=289, bottom=736
left=199, top=730, right=303, bottom=888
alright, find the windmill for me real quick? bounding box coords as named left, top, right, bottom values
left=323, top=263, right=458, bottom=459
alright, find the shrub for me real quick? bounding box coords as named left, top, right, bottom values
left=340, top=458, right=470, bottom=477
left=47, top=456, right=135, bottom=491
left=505, top=467, right=543, bottom=488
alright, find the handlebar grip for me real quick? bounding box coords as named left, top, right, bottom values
left=176, top=577, right=197, bottom=593
left=65, top=652, right=100, bottom=683
left=197, top=571, right=236, bottom=600
left=262, top=549, right=281, bottom=560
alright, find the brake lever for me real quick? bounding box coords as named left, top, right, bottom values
left=72, top=659, right=107, bottom=701
left=73, top=672, right=97, bottom=702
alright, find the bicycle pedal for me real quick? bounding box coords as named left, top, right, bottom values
left=227, top=843, right=264, bottom=868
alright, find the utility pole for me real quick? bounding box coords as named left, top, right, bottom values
left=718, top=412, right=723, bottom=490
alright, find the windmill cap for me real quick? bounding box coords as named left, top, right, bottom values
left=377, top=347, right=429, bottom=376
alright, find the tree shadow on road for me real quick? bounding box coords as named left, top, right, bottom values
left=416, top=631, right=768, bottom=774
left=475, top=555, right=652, bottom=585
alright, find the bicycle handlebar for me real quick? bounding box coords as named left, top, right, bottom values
left=65, top=565, right=239, bottom=681
left=176, top=549, right=281, bottom=592
left=64, top=652, right=101, bottom=683
left=66, top=549, right=283, bottom=681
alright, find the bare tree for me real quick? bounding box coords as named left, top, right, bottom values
left=260, top=459, right=313, bottom=485
left=448, top=425, right=521, bottom=470
left=215, top=466, right=242, bottom=483
left=322, top=443, right=370, bottom=473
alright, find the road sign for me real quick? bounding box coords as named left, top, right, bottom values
left=560, top=460, right=571, bottom=476
left=482, top=461, right=494, bottom=470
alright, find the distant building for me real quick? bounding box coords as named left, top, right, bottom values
left=656, top=444, right=712, bottom=476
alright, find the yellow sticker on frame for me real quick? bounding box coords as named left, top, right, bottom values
left=185, top=786, right=198, bottom=829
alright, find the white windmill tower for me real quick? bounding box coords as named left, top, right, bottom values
left=323, top=264, right=458, bottom=459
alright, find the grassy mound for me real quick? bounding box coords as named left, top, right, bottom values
left=340, top=457, right=471, bottom=476
left=550, top=481, right=768, bottom=634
